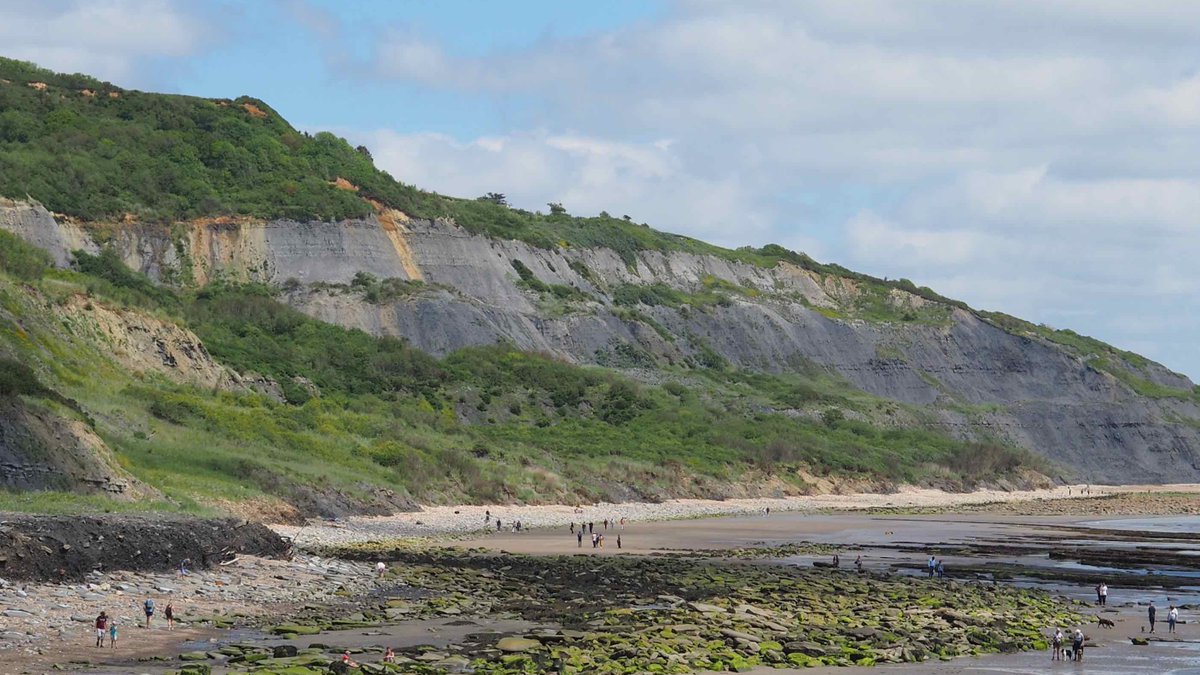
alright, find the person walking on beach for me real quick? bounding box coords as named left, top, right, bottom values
left=94, top=611, right=108, bottom=647
left=928, top=556, right=937, bottom=578
left=1169, top=605, right=1178, bottom=633
left=617, top=534, right=622, bottom=549
left=937, top=561, right=946, bottom=578
left=1072, top=628, right=1084, bottom=661
left=143, top=598, right=155, bottom=628
left=376, top=561, right=387, bottom=578
left=1149, top=602, right=1157, bottom=632
left=108, top=620, right=118, bottom=648
left=496, top=519, right=502, bottom=531
left=577, top=530, right=583, bottom=547
left=1095, top=582, right=1107, bottom=605
left=854, top=555, right=863, bottom=572
left=570, top=522, right=575, bottom=534
left=165, top=603, right=174, bottom=630
left=1050, top=628, right=1063, bottom=661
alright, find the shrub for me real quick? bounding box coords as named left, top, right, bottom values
left=0, top=230, right=51, bottom=280
left=0, top=358, right=48, bottom=397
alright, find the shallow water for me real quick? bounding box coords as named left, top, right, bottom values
left=1082, top=515, right=1200, bottom=534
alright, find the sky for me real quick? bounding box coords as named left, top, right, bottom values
left=2, top=0, right=1198, bottom=379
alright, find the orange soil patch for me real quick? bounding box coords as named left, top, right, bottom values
left=180, top=214, right=261, bottom=227
left=242, top=102, right=268, bottom=118
left=332, top=177, right=359, bottom=192
left=81, top=88, right=96, bottom=97
left=366, top=199, right=423, bottom=281
left=28, top=81, right=47, bottom=91
left=107, top=91, right=120, bottom=99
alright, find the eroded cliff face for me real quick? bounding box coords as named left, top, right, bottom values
left=4, top=201, right=1199, bottom=483
left=0, top=400, right=156, bottom=499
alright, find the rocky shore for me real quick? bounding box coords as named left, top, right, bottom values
left=0, top=552, right=380, bottom=666
left=113, top=546, right=1085, bottom=675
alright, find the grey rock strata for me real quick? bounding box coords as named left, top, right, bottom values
left=2, top=201, right=1198, bottom=483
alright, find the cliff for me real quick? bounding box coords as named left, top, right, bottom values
left=3, top=200, right=1198, bottom=485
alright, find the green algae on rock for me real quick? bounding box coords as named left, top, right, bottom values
left=216, top=547, right=1084, bottom=675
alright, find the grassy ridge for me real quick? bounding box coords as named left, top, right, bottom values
left=0, top=56, right=975, bottom=311
left=0, top=230, right=1040, bottom=514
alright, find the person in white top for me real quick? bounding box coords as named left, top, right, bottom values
left=1050, top=628, right=1064, bottom=661
left=1168, top=605, right=1179, bottom=633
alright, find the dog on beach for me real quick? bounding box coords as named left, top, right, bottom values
left=1096, top=616, right=1115, bottom=629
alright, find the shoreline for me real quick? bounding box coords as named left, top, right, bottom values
left=4, top=488, right=1200, bottom=673
left=273, top=482, right=1197, bottom=547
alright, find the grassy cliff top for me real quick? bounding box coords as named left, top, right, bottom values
left=0, top=57, right=1187, bottom=392
left=0, top=57, right=961, bottom=296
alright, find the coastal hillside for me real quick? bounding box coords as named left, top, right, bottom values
left=0, top=57, right=1198, bottom=518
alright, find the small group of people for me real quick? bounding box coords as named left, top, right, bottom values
left=1050, top=627, right=1086, bottom=661
left=93, top=599, right=175, bottom=647
left=93, top=611, right=117, bottom=648
left=1147, top=601, right=1180, bottom=634
left=573, top=522, right=622, bottom=549
left=926, top=555, right=946, bottom=578
left=491, top=518, right=523, bottom=532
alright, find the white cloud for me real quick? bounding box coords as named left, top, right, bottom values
left=0, top=0, right=209, bottom=83
left=846, top=212, right=990, bottom=267
left=350, top=1, right=1200, bottom=376
left=353, top=128, right=773, bottom=248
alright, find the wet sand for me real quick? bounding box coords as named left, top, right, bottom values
left=457, top=511, right=1093, bottom=560
left=275, top=483, right=1163, bottom=547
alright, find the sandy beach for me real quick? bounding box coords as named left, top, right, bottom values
left=271, top=482, right=1173, bottom=547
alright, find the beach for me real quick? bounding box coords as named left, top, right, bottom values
left=271, top=482, right=1175, bottom=548
left=3, top=485, right=1200, bottom=674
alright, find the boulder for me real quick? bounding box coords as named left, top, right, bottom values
left=496, top=637, right=542, bottom=652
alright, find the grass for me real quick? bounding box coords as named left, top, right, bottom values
left=0, top=490, right=192, bottom=515
left=979, top=310, right=1198, bottom=401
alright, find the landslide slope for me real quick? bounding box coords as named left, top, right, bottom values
left=0, top=56, right=1198, bottom=499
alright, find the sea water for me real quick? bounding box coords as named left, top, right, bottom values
left=1082, top=515, right=1200, bottom=534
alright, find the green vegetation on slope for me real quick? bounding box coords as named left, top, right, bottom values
left=979, top=311, right=1199, bottom=401
left=0, top=56, right=976, bottom=315
left=0, top=230, right=1041, bottom=513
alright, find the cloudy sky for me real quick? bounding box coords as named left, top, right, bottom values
left=3, top=0, right=1198, bottom=378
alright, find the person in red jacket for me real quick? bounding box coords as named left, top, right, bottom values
left=94, top=611, right=108, bottom=647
